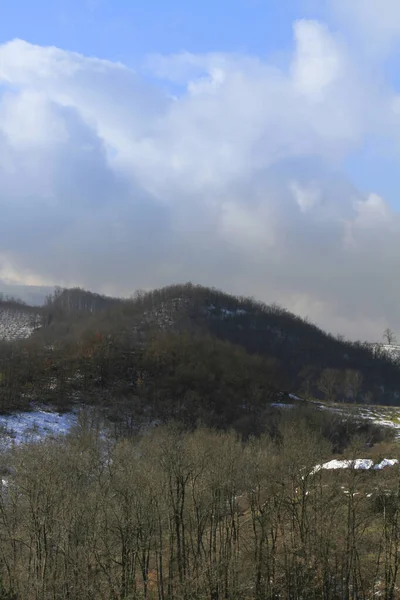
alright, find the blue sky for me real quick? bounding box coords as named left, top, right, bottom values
left=1, top=0, right=399, bottom=209
left=0, top=0, right=313, bottom=61
left=1, top=0, right=400, bottom=339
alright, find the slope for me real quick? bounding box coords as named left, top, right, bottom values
left=30, top=283, right=400, bottom=407
left=0, top=297, right=42, bottom=342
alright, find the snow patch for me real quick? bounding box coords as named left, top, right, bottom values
left=369, top=343, right=400, bottom=362
left=311, top=459, right=374, bottom=475
left=0, top=409, right=78, bottom=448
left=311, top=458, right=398, bottom=476
left=374, top=458, right=399, bottom=470
left=0, top=308, right=41, bottom=341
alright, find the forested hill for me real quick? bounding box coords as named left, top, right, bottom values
left=0, top=282, right=397, bottom=431
left=29, top=283, right=400, bottom=405
left=44, top=286, right=122, bottom=320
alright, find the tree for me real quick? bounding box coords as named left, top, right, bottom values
left=383, top=328, right=397, bottom=345
left=343, top=369, right=363, bottom=403
left=317, top=368, right=342, bottom=403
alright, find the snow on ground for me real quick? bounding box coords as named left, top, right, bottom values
left=368, top=343, right=400, bottom=362
left=0, top=308, right=40, bottom=341
left=276, top=396, right=400, bottom=439
left=374, top=458, right=399, bottom=470
left=311, top=459, right=373, bottom=475
left=0, top=409, right=78, bottom=448
left=310, top=458, right=398, bottom=476
left=358, top=407, right=400, bottom=437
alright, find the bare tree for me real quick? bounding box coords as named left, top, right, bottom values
left=383, top=328, right=397, bottom=346
left=317, top=368, right=343, bottom=403
left=343, top=370, right=363, bottom=403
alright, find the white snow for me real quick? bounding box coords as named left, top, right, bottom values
left=0, top=308, right=41, bottom=342
left=374, top=458, right=399, bottom=470
left=311, top=459, right=374, bottom=475
left=357, top=407, right=400, bottom=438
left=0, top=409, right=78, bottom=448
left=349, top=459, right=374, bottom=470
left=369, top=343, right=400, bottom=362
left=311, top=457, right=399, bottom=475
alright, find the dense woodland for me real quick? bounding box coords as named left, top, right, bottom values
left=0, top=283, right=399, bottom=432
left=0, top=410, right=397, bottom=600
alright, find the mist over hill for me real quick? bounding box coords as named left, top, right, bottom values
left=0, top=280, right=53, bottom=306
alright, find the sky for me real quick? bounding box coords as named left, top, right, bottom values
left=1, top=0, right=400, bottom=340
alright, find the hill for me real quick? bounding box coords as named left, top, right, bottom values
left=118, top=283, right=400, bottom=401
left=0, top=282, right=398, bottom=434
left=45, top=282, right=400, bottom=399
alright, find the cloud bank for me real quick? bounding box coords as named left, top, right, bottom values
left=1, top=11, right=400, bottom=340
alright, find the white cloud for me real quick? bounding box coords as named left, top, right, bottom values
left=0, top=19, right=399, bottom=340
left=292, top=20, right=344, bottom=100
left=330, top=0, right=400, bottom=56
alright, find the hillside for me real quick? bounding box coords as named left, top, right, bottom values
left=0, top=283, right=398, bottom=434
left=44, top=283, right=400, bottom=399
left=369, top=343, right=400, bottom=361
left=0, top=297, right=42, bottom=342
